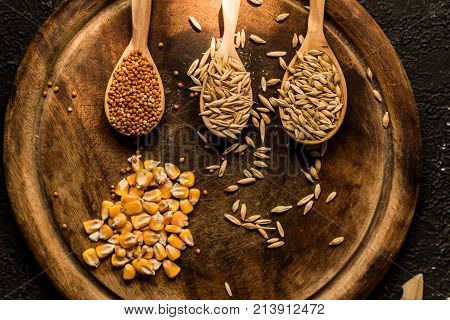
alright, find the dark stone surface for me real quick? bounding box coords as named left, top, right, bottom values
left=0, top=0, right=448, bottom=299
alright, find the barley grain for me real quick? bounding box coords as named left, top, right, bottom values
left=189, top=16, right=202, bottom=32
left=261, top=77, right=267, bottom=92
left=232, top=200, right=240, bottom=212
left=267, top=51, right=287, bottom=57
left=276, top=221, right=285, bottom=238
left=245, top=136, right=256, bottom=148
left=297, top=194, right=314, bottom=206
left=225, top=214, right=241, bottom=225
left=249, top=34, right=266, bottom=44
left=267, top=238, right=279, bottom=244
left=271, top=205, right=292, bottom=214
left=219, top=160, right=228, bottom=177
left=275, top=13, right=289, bottom=22
left=225, top=282, right=233, bottom=297
left=267, top=241, right=285, bottom=249
left=329, top=237, right=344, bottom=246
left=254, top=161, right=268, bottom=168
left=225, top=185, right=239, bottom=193
left=258, top=228, right=269, bottom=239
left=292, top=33, right=298, bottom=48
left=314, top=184, right=321, bottom=199
left=325, top=191, right=337, bottom=203
left=373, top=89, right=382, bottom=102
left=304, top=200, right=313, bottom=215
left=383, top=112, right=390, bottom=128
left=238, top=177, right=256, bottom=185
left=366, top=67, right=373, bottom=82
left=240, top=204, right=247, bottom=220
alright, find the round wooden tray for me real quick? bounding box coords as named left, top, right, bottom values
left=4, top=0, right=421, bottom=299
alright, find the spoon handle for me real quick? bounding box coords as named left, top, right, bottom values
left=131, top=0, right=152, bottom=50
left=220, top=0, right=241, bottom=56
left=307, top=0, right=325, bottom=40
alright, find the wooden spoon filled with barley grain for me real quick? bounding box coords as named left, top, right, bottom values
left=279, top=0, right=348, bottom=145
left=104, top=0, right=165, bottom=136
left=199, top=0, right=253, bottom=140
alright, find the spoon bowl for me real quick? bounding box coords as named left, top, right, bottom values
left=281, top=0, right=347, bottom=145
left=104, top=0, right=165, bottom=136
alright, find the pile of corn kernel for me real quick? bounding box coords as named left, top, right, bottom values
left=81, top=155, right=200, bottom=280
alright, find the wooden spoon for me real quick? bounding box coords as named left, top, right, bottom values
left=104, top=0, right=165, bottom=136
left=281, top=0, right=347, bottom=145
left=200, top=0, right=252, bottom=139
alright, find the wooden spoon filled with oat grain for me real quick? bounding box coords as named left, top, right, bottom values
left=104, top=0, right=165, bottom=136
left=279, top=0, right=348, bottom=145
left=199, top=0, right=253, bottom=140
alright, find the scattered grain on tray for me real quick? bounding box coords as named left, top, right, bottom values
left=329, top=236, right=344, bottom=246
left=304, top=200, right=314, bottom=215
left=275, top=13, right=289, bottom=22
left=189, top=16, right=202, bottom=31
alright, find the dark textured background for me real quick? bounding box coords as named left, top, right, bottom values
left=0, top=0, right=448, bottom=299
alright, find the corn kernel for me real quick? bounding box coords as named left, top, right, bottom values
left=123, top=199, right=144, bottom=215
left=166, top=244, right=181, bottom=261
left=83, top=219, right=103, bottom=234
left=158, top=200, right=169, bottom=213
left=102, top=200, right=114, bottom=208
left=119, top=221, right=133, bottom=234
left=178, top=171, right=195, bottom=187
left=153, top=243, right=168, bottom=260
left=101, top=200, right=114, bottom=220
left=165, top=163, right=181, bottom=180
left=121, top=195, right=140, bottom=203
left=99, top=224, right=114, bottom=240
left=180, top=199, right=194, bottom=214
left=88, top=231, right=100, bottom=242
left=133, top=230, right=144, bottom=246
left=129, top=186, right=145, bottom=197
left=115, top=178, right=129, bottom=196
left=82, top=248, right=100, bottom=268
left=135, top=259, right=155, bottom=275
left=158, top=230, right=168, bottom=245
left=131, top=213, right=151, bottom=230
left=109, top=204, right=122, bottom=218
left=112, top=213, right=127, bottom=228
left=143, top=202, right=159, bottom=215
left=133, top=246, right=144, bottom=259
left=126, top=173, right=137, bottom=187
left=166, top=199, right=180, bottom=212
left=95, top=243, right=115, bottom=258
left=163, top=211, right=173, bottom=225
left=153, top=167, right=168, bottom=184
left=143, top=189, right=162, bottom=202
left=159, top=180, right=174, bottom=199
left=149, top=213, right=164, bottom=231
left=115, top=246, right=127, bottom=258
left=171, top=211, right=189, bottom=228
left=143, top=246, right=154, bottom=259
left=107, top=234, right=120, bottom=245
left=170, top=185, right=189, bottom=199
left=123, top=263, right=136, bottom=280
left=111, top=253, right=129, bottom=267
left=189, top=188, right=201, bottom=205
left=136, top=169, right=153, bottom=188
left=167, top=234, right=186, bottom=250
left=131, top=157, right=144, bottom=172
left=119, top=232, right=138, bottom=249
left=131, top=258, right=140, bottom=270
left=179, top=229, right=194, bottom=246
left=163, top=260, right=181, bottom=278
left=165, top=224, right=182, bottom=233
left=143, top=230, right=160, bottom=245
left=144, top=160, right=160, bottom=170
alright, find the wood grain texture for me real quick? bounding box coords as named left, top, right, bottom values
left=4, top=0, right=421, bottom=299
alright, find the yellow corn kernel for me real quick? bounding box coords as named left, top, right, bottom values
left=178, top=171, right=195, bottom=187
left=158, top=230, right=168, bottom=246
left=149, top=213, right=164, bottom=231
left=159, top=180, right=174, bottom=199
left=189, top=188, right=201, bottom=205
left=123, top=263, right=136, bottom=280
left=119, top=221, right=133, bottom=234
left=163, top=211, right=173, bottom=225
left=126, top=173, right=137, bottom=187
left=83, top=219, right=103, bottom=234
left=180, top=199, right=194, bottom=214
left=133, top=246, right=144, bottom=259
left=131, top=157, right=144, bottom=172
left=109, top=204, right=122, bottom=218
left=119, top=232, right=138, bottom=249
left=115, top=178, right=129, bottom=196
left=179, top=229, right=194, bottom=246
left=121, top=195, right=140, bottom=204
left=166, top=244, right=181, bottom=261
left=153, top=243, right=168, bottom=261
left=82, top=248, right=100, bottom=268
left=131, top=213, right=151, bottom=230
left=144, top=159, right=160, bottom=170
left=170, top=185, right=189, bottom=199
left=143, top=202, right=159, bottom=215
left=153, top=167, right=168, bottom=184
left=158, top=200, right=169, bottom=213
left=166, top=199, right=180, bottom=212
left=163, top=260, right=181, bottom=278
left=115, top=246, right=127, bottom=258
left=107, top=234, right=119, bottom=245
left=99, top=224, right=114, bottom=240
left=136, top=169, right=153, bottom=188
left=167, top=234, right=186, bottom=250
left=111, top=253, right=129, bottom=267
left=171, top=211, right=189, bottom=228
left=88, top=231, right=100, bottom=242
left=143, top=189, right=162, bottom=202
left=142, top=245, right=154, bottom=258
left=131, top=258, right=140, bottom=270
left=95, top=243, right=115, bottom=259
left=112, top=213, right=127, bottom=228
left=135, top=259, right=153, bottom=275
left=129, top=186, right=145, bottom=197
left=165, top=224, right=182, bottom=233
left=101, top=200, right=114, bottom=220
left=143, top=230, right=160, bottom=246
left=123, top=200, right=144, bottom=215
left=133, top=230, right=144, bottom=246
left=165, top=163, right=181, bottom=180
